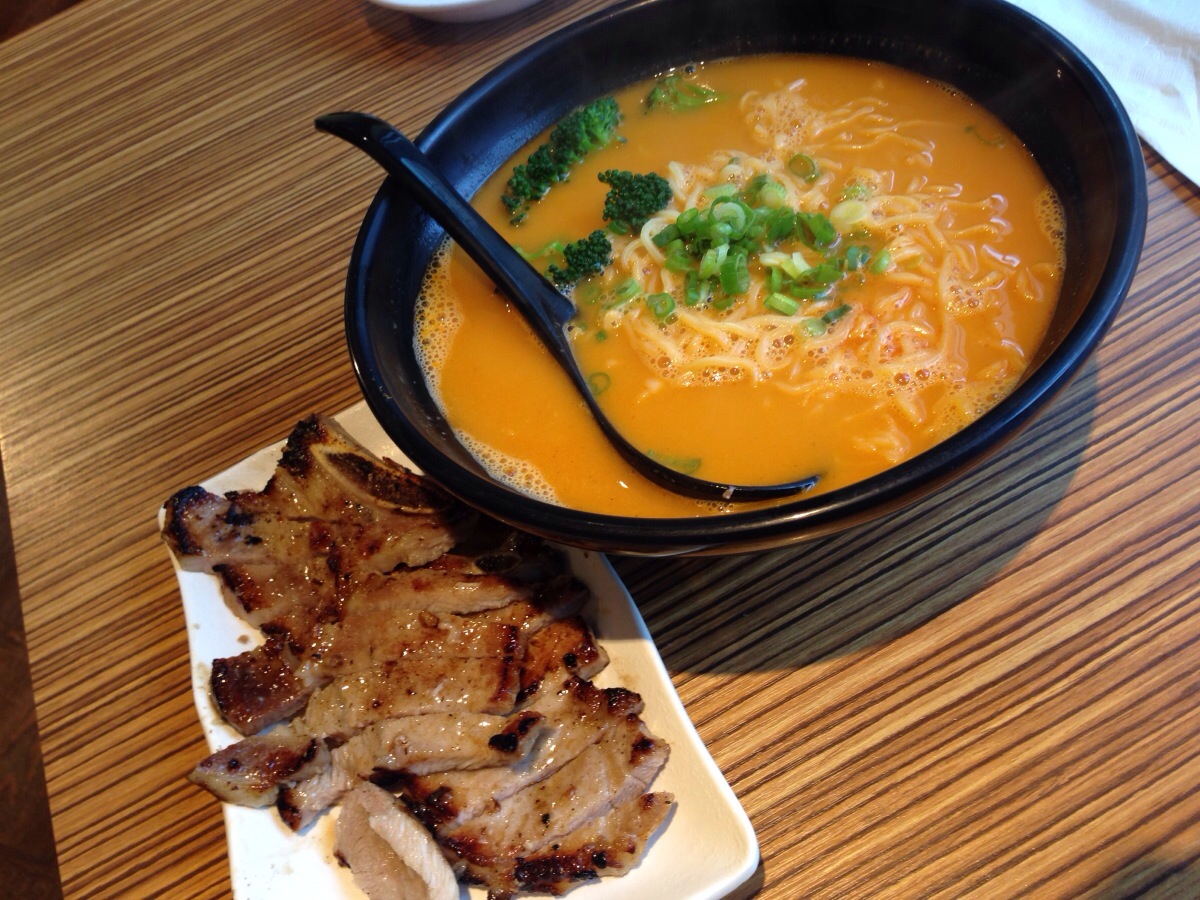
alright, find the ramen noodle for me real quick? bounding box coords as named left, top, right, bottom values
left=416, top=55, right=1064, bottom=517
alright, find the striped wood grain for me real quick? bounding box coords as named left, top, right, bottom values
left=1, top=0, right=1198, bottom=896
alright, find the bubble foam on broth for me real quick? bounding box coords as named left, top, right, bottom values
left=414, top=243, right=462, bottom=396
left=416, top=245, right=564, bottom=506
left=1036, top=185, right=1067, bottom=266
left=458, top=434, right=562, bottom=505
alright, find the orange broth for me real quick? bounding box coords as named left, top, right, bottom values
left=415, top=55, right=1063, bottom=517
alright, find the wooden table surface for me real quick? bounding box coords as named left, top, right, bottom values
left=2, top=0, right=1198, bottom=897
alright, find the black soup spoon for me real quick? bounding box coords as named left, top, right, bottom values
left=317, top=111, right=819, bottom=503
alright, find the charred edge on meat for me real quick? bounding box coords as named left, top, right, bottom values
left=402, top=783, right=460, bottom=829
left=513, top=852, right=604, bottom=889
left=161, top=485, right=215, bottom=556
left=328, top=451, right=451, bottom=514
left=603, top=686, right=642, bottom=717
left=487, top=711, right=543, bottom=753
left=275, top=414, right=324, bottom=480
left=630, top=735, right=658, bottom=766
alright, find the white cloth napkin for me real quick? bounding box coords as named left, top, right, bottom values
left=1005, top=0, right=1200, bottom=185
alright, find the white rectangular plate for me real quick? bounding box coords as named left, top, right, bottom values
left=165, top=401, right=759, bottom=900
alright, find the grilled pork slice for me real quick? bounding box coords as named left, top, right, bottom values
left=302, top=609, right=521, bottom=676
left=211, top=561, right=338, bottom=643
left=511, top=791, right=675, bottom=894
left=335, top=783, right=458, bottom=900
left=186, top=722, right=328, bottom=808
left=276, top=710, right=546, bottom=831
left=516, top=616, right=609, bottom=703
left=163, top=487, right=462, bottom=578
left=248, top=415, right=458, bottom=525
left=403, top=678, right=645, bottom=830
left=468, top=579, right=591, bottom=641
left=301, top=656, right=520, bottom=742
left=350, top=560, right=534, bottom=617
left=162, top=415, right=474, bottom=576
left=210, top=636, right=315, bottom=735
left=205, top=580, right=576, bottom=739
left=436, top=715, right=670, bottom=897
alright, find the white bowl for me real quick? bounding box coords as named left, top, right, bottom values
left=367, top=0, right=542, bottom=23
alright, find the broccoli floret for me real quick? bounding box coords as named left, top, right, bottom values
left=546, top=229, right=612, bottom=288
left=598, top=170, right=673, bottom=234
left=502, top=97, right=623, bottom=224
left=554, top=96, right=622, bottom=161
left=646, top=72, right=722, bottom=111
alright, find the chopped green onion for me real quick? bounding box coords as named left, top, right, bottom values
left=703, top=183, right=738, bottom=200
left=763, top=207, right=796, bottom=243
left=799, top=304, right=852, bottom=337
left=799, top=318, right=826, bottom=337
left=613, top=277, right=642, bottom=300
left=808, top=260, right=842, bottom=285
left=515, top=239, right=566, bottom=261
left=706, top=220, right=734, bottom=246
left=719, top=252, right=750, bottom=295
left=843, top=244, right=869, bottom=271
left=676, top=207, right=701, bottom=235
left=764, top=293, right=800, bottom=315
left=587, top=372, right=612, bottom=395
left=742, top=174, right=787, bottom=208
left=647, top=292, right=676, bottom=320
left=821, top=303, right=852, bottom=326
left=758, top=250, right=804, bottom=280
left=665, top=247, right=693, bottom=272
left=651, top=223, right=681, bottom=247
left=838, top=181, right=872, bottom=201
left=712, top=199, right=750, bottom=237
left=645, top=449, right=702, bottom=474
left=788, top=284, right=834, bottom=300
left=758, top=179, right=788, bottom=208
left=698, top=247, right=721, bottom=279
left=830, top=198, right=869, bottom=232
left=787, top=152, right=819, bottom=182
left=868, top=247, right=892, bottom=274
left=795, top=211, right=838, bottom=249
left=965, top=124, right=1006, bottom=147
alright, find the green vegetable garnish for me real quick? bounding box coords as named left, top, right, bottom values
left=719, top=252, right=750, bottom=295
left=598, top=170, right=673, bottom=234
left=646, top=72, right=722, bottom=111
left=787, top=153, right=820, bottom=182
left=645, top=449, right=702, bottom=474
left=647, top=292, right=676, bottom=320
left=502, top=97, right=622, bottom=224
left=546, top=230, right=612, bottom=288
left=765, top=293, right=800, bottom=316
left=587, top=371, right=612, bottom=395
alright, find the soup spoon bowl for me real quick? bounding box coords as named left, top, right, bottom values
left=316, top=111, right=819, bottom=503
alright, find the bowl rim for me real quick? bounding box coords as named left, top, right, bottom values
left=344, top=0, right=1147, bottom=554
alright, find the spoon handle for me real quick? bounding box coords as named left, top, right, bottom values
left=315, top=112, right=577, bottom=360
left=319, top=111, right=819, bottom=502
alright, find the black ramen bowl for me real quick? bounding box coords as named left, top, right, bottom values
left=342, top=0, right=1145, bottom=555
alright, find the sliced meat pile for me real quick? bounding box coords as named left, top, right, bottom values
left=162, top=415, right=673, bottom=899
